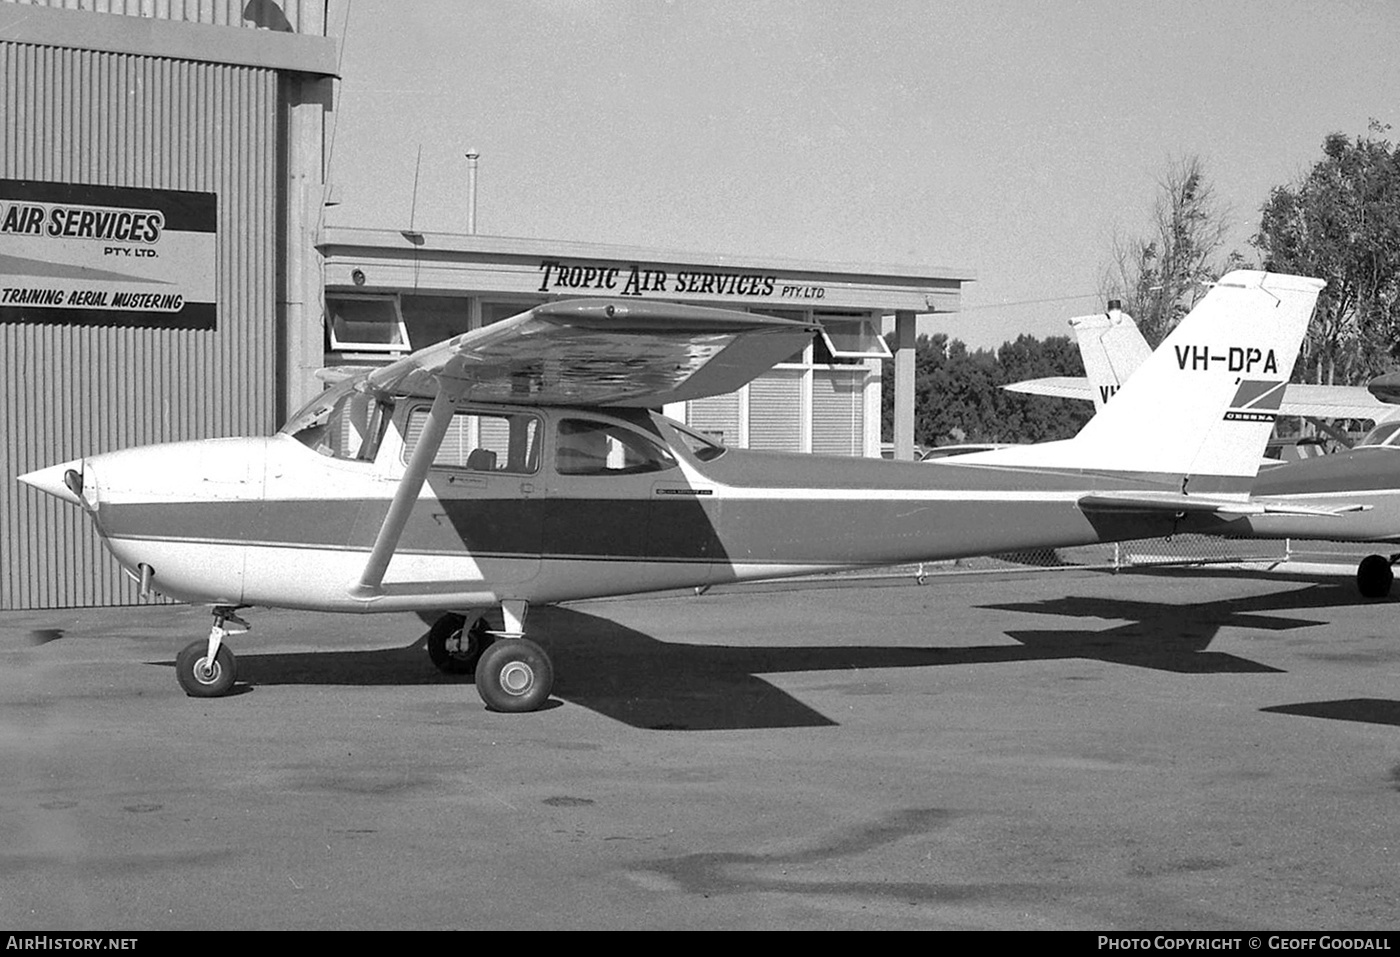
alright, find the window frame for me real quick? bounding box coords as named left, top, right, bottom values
left=815, top=312, right=893, bottom=361
left=400, top=404, right=544, bottom=475
left=553, top=416, right=679, bottom=478
left=326, top=294, right=412, bottom=353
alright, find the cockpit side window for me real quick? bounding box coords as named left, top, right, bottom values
left=555, top=419, right=677, bottom=476
left=402, top=407, right=541, bottom=474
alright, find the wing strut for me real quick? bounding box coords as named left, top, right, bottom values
left=350, top=384, right=457, bottom=599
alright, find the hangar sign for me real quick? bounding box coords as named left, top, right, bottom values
left=0, top=179, right=216, bottom=329
left=536, top=258, right=830, bottom=302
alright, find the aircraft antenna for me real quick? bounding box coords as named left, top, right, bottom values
left=409, top=144, right=423, bottom=233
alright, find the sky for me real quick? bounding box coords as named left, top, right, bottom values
left=321, top=0, right=1400, bottom=350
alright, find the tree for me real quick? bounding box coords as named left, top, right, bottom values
left=992, top=334, right=1093, bottom=443
left=881, top=331, right=1089, bottom=446
left=1252, top=122, right=1400, bottom=386
left=1101, top=155, right=1238, bottom=347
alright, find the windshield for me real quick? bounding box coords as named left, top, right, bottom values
left=279, top=380, right=393, bottom=462
left=1357, top=419, right=1400, bottom=448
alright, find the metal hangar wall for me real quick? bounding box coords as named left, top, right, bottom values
left=1, top=1, right=337, bottom=610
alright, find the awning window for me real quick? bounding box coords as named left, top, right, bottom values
left=816, top=314, right=891, bottom=360
left=327, top=295, right=410, bottom=352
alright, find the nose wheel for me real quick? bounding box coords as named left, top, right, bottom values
left=175, top=607, right=245, bottom=697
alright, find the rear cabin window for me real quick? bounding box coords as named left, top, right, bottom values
left=402, top=408, right=541, bottom=474
left=555, top=419, right=676, bottom=476
left=668, top=421, right=727, bottom=462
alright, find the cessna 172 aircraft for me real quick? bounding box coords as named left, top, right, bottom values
left=18, top=270, right=1338, bottom=712
left=1007, top=302, right=1400, bottom=597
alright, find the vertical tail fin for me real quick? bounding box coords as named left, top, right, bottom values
left=1069, top=307, right=1152, bottom=411
left=957, top=271, right=1323, bottom=491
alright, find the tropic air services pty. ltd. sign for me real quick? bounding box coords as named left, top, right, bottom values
left=0, top=179, right=216, bottom=329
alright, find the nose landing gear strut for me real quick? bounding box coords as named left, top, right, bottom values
left=175, top=606, right=247, bottom=697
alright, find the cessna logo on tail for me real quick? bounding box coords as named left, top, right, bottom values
left=1223, top=379, right=1286, bottom=422
left=1174, top=345, right=1278, bottom=374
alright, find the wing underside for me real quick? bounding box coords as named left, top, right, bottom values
left=365, top=299, right=821, bottom=407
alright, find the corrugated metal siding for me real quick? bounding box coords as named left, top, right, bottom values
left=812, top=369, right=865, bottom=456
left=747, top=371, right=804, bottom=453
left=2, top=43, right=277, bottom=608
left=4, top=0, right=322, bottom=34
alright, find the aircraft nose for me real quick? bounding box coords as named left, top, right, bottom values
left=17, top=459, right=85, bottom=506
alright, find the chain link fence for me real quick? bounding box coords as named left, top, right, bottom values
left=820, top=535, right=1386, bottom=585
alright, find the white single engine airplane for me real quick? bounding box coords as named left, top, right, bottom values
left=1007, top=300, right=1400, bottom=597
left=18, top=271, right=1337, bottom=712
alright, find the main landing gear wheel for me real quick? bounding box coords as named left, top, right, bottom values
left=1356, top=554, right=1394, bottom=599
left=474, top=638, right=554, bottom=713
left=176, top=640, right=236, bottom=697
left=427, top=613, right=494, bottom=674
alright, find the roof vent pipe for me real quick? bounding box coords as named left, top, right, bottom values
left=465, top=148, right=480, bottom=234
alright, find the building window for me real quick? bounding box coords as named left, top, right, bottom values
left=482, top=298, right=548, bottom=326
left=815, top=312, right=891, bottom=361
left=400, top=295, right=470, bottom=348
left=326, top=295, right=410, bottom=353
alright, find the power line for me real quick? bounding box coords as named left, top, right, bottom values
left=956, top=292, right=1104, bottom=312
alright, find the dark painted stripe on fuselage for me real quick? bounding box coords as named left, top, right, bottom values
left=94, top=448, right=1237, bottom=567
left=96, top=496, right=1118, bottom=564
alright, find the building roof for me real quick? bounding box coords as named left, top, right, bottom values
left=318, top=226, right=974, bottom=313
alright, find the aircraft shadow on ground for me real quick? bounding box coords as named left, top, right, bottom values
left=154, top=581, right=1373, bottom=730
left=1260, top=699, right=1400, bottom=728
left=979, top=580, right=1383, bottom=675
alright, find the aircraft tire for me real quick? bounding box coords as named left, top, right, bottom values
left=427, top=614, right=493, bottom=674
left=175, top=640, right=236, bottom=697
left=474, top=638, right=553, bottom=713
left=1356, top=555, right=1394, bottom=600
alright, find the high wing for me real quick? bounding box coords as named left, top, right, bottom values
left=348, top=298, right=819, bottom=599
left=364, top=299, right=821, bottom=407
left=1280, top=383, right=1400, bottom=421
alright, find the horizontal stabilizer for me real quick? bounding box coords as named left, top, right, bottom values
left=1008, top=375, right=1395, bottom=422
left=1002, top=376, right=1094, bottom=401
left=1079, top=491, right=1369, bottom=518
